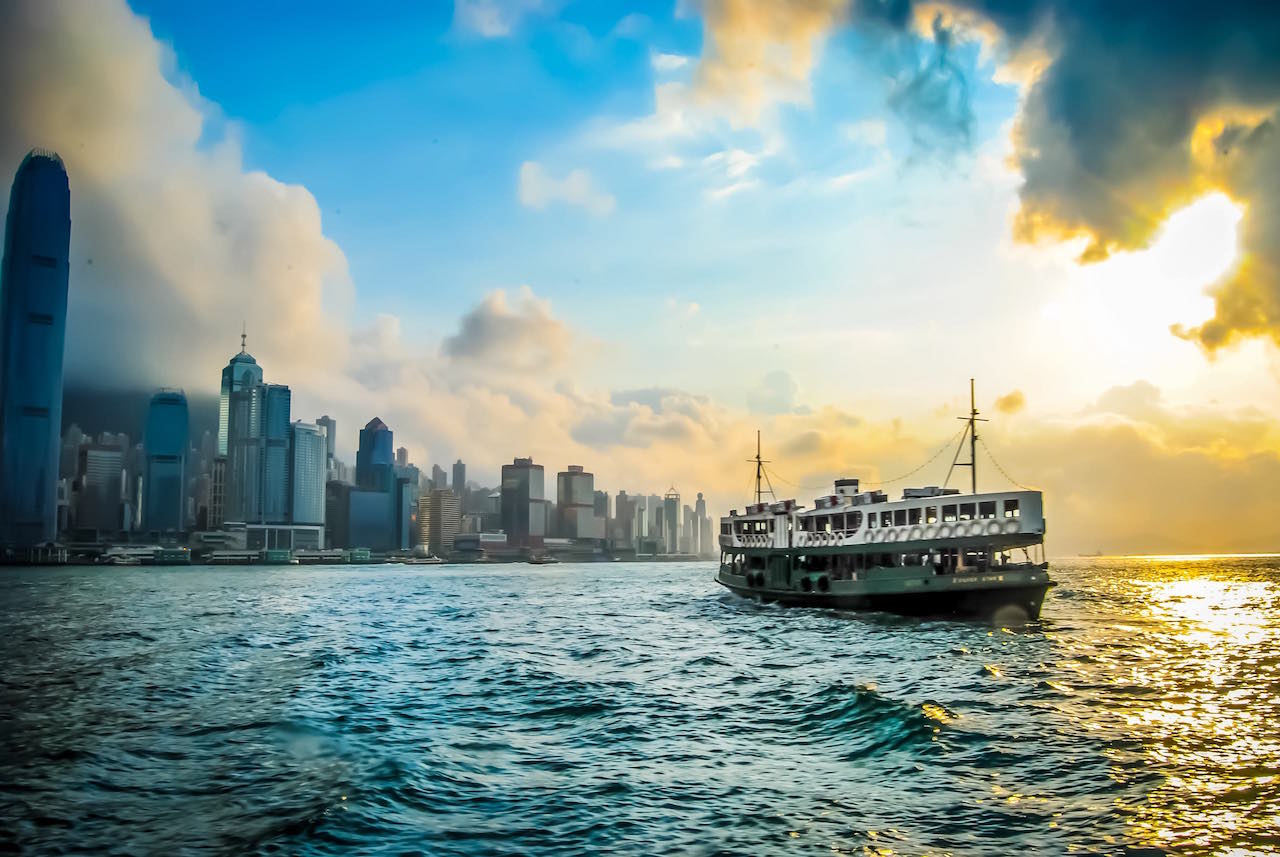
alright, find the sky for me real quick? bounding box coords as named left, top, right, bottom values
left=3, top=0, right=1280, bottom=554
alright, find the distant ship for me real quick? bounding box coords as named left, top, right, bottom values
left=716, top=383, right=1053, bottom=621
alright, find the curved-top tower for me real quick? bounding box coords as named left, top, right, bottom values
left=217, top=329, right=262, bottom=455
left=0, top=150, right=71, bottom=548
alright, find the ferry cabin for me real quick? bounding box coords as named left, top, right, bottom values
left=719, top=481, right=1045, bottom=583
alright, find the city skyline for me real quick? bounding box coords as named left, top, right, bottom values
left=3, top=1, right=1280, bottom=554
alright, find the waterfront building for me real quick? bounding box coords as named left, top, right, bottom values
left=663, top=488, right=680, bottom=554
left=218, top=332, right=263, bottom=456
left=209, top=457, right=226, bottom=528
left=682, top=504, right=696, bottom=555
left=556, top=465, right=600, bottom=540
left=356, top=417, right=394, bottom=492
left=289, top=422, right=326, bottom=527
left=614, top=491, right=636, bottom=545
left=501, top=457, right=546, bottom=547
left=315, top=415, right=337, bottom=470
left=141, top=389, right=189, bottom=534
left=226, top=380, right=291, bottom=524
left=593, top=490, right=611, bottom=522
left=75, top=443, right=125, bottom=537
left=696, top=492, right=713, bottom=558
left=417, top=488, right=462, bottom=556
left=452, top=459, right=466, bottom=496
left=431, top=463, right=447, bottom=491
left=0, top=150, right=71, bottom=548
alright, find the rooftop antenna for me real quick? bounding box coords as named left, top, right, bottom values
left=240, top=321, right=247, bottom=354
left=944, top=379, right=988, bottom=494
left=749, top=430, right=776, bottom=504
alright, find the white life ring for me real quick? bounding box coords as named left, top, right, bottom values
left=886, top=530, right=898, bottom=542
left=939, top=524, right=953, bottom=539
left=909, top=526, right=923, bottom=541
left=987, top=521, right=1001, bottom=536
left=924, top=525, right=938, bottom=539
left=1003, top=519, right=1020, bottom=534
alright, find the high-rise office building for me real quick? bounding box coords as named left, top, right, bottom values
left=0, top=150, right=71, bottom=548
left=431, top=463, right=447, bottom=491
left=356, top=417, right=394, bottom=491
left=682, top=504, right=696, bottom=555
left=696, top=492, right=712, bottom=557
left=452, top=459, right=466, bottom=496
left=663, top=488, right=680, bottom=554
left=396, top=446, right=408, bottom=468
left=142, top=390, right=189, bottom=533
left=556, top=465, right=598, bottom=539
left=218, top=332, right=262, bottom=456
left=76, top=443, right=124, bottom=535
left=593, top=490, right=611, bottom=521
left=225, top=375, right=291, bottom=524
left=315, top=415, right=337, bottom=469
left=417, top=488, right=462, bottom=556
left=501, top=457, right=546, bottom=547
left=289, top=422, right=326, bottom=526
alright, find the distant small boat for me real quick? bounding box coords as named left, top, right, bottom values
left=527, top=555, right=560, bottom=565
left=402, top=555, right=444, bottom=565
left=104, top=555, right=141, bottom=566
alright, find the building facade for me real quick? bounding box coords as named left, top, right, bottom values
left=452, top=459, right=466, bottom=495
left=289, top=421, right=326, bottom=526
left=501, top=457, right=546, bottom=547
left=417, top=488, right=462, bottom=556
left=142, top=389, right=189, bottom=534
left=356, top=417, right=394, bottom=492
left=0, top=150, right=71, bottom=548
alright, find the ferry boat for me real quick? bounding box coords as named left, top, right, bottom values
left=716, top=383, right=1053, bottom=621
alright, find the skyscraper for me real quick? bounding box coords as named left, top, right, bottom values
left=663, top=488, right=680, bottom=554
left=452, top=459, right=466, bottom=495
left=0, top=150, right=71, bottom=548
left=289, top=422, right=326, bottom=526
left=260, top=384, right=291, bottom=523
left=356, top=418, right=394, bottom=491
left=696, top=492, right=712, bottom=558
left=315, top=415, right=337, bottom=469
left=417, top=488, right=462, bottom=556
left=142, top=390, right=189, bottom=533
left=431, top=463, right=447, bottom=491
left=396, top=446, right=408, bottom=468
left=501, top=457, right=545, bottom=547
left=218, top=332, right=262, bottom=456
left=225, top=374, right=291, bottom=524
left=556, top=465, right=596, bottom=539
left=75, top=443, right=124, bottom=536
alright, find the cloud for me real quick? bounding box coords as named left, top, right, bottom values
left=453, top=0, right=549, bottom=37
left=846, top=1, right=1280, bottom=350
left=691, top=0, right=847, bottom=125
left=651, top=52, right=690, bottom=72
left=843, top=119, right=889, bottom=148
left=442, top=286, right=572, bottom=373
left=0, top=0, right=352, bottom=395
left=518, top=161, right=616, bottom=215
left=994, top=389, right=1025, bottom=415
left=747, top=369, right=802, bottom=414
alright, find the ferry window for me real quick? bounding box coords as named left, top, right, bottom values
left=979, top=501, right=996, bottom=519
left=817, top=516, right=829, bottom=532
left=1004, top=499, right=1021, bottom=518
left=942, top=504, right=957, bottom=523
left=908, top=507, right=922, bottom=525
left=959, top=503, right=975, bottom=520
left=880, top=510, right=893, bottom=527
left=868, top=514, right=877, bottom=529
left=721, top=522, right=731, bottom=535
left=849, top=511, right=862, bottom=530
left=925, top=506, right=937, bottom=524
left=831, top=513, right=845, bottom=530
left=893, top=509, right=907, bottom=526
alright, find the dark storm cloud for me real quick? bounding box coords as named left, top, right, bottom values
left=851, top=0, right=1280, bottom=347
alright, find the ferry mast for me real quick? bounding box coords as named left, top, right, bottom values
left=946, top=378, right=987, bottom=495
left=750, top=430, right=775, bottom=504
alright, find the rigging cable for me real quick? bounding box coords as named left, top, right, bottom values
left=762, top=426, right=967, bottom=493
left=978, top=438, right=1037, bottom=491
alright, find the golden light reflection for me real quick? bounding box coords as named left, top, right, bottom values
left=1083, top=568, right=1280, bottom=852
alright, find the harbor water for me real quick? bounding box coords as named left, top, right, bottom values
left=1, top=557, right=1277, bottom=855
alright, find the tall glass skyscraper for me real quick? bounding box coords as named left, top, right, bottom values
left=289, top=421, right=326, bottom=525
left=218, top=333, right=262, bottom=456
left=226, top=381, right=291, bottom=523
left=356, top=417, right=394, bottom=492
left=0, top=150, right=71, bottom=548
left=142, top=390, right=189, bottom=533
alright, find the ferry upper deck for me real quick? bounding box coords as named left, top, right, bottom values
left=719, top=479, right=1044, bottom=552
